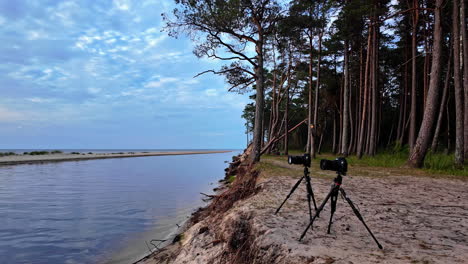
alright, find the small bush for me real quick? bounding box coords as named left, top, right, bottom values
left=51, top=150, right=63, bottom=154
left=0, top=152, right=16, bottom=157
left=71, top=152, right=80, bottom=155
left=29, top=151, right=50, bottom=155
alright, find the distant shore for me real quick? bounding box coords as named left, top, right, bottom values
left=0, top=150, right=232, bottom=166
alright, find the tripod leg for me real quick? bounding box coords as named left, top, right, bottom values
left=299, top=185, right=336, bottom=241
left=339, top=188, right=383, bottom=249
left=304, top=174, right=318, bottom=212
left=275, top=176, right=304, bottom=215
left=327, top=189, right=338, bottom=234
left=306, top=187, right=313, bottom=223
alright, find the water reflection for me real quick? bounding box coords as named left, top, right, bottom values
left=0, top=152, right=235, bottom=264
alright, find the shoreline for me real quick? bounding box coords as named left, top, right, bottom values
left=0, top=150, right=232, bottom=166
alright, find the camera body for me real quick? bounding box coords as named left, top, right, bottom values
left=288, top=153, right=311, bottom=167
left=320, top=157, right=348, bottom=175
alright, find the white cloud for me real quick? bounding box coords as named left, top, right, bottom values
left=145, top=77, right=179, bottom=88
left=205, top=89, right=218, bottom=96
left=27, top=97, right=55, bottom=103
left=113, top=0, right=131, bottom=11
left=27, top=30, right=48, bottom=40
left=87, top=87, right=102, bottom=94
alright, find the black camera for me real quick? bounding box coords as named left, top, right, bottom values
left=288, top=153, right=311, bottom=167
left=320, top=157, right=348, bottom=174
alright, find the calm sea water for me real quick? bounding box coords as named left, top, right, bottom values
left=0, top=151, right=237, bottom=264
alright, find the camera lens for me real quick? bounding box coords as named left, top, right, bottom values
left=320, top=158, right=347, bottom=174
left=288, top=154, right=311, bottom=167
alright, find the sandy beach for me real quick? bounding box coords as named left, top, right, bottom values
left=140, top=153, right=468, bottom=264
left=0, top=150, right=232, bottom=166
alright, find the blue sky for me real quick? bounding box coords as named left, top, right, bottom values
left=0, top=0, right=249, bottom=149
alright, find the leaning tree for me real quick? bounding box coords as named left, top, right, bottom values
left=163, top=0, right=281, bottom=162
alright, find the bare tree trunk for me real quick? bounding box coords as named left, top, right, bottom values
left=307, top=33, right=313, bottom=154
left=409, top=0, right=419, bottom=151
left=461, top=0, right=468, bottom=159
left=251, top=39, right=265, bottom=163
left=284, top=55, right=292, bottom=156
left=453, top=0, right=465, bottom=166
left=311, top=32, right=322, bottom=159
left=400, top=39, right=410, bottom=144
left=356, top=45, right=364, bottom=154
left=369, top=23, right=378, bottom=156
left=348, top=72, right=355, bottom=154
left=332, top=111, right=336, bottom=153
left=446, top=102, right=452, bottom=153
left=357, top=25, right=373, bottom=159
left=407, top=0, right=444, bottom=168
left=341, top=40, right=350, bottom=156
left=432, top=37, right=452, bottom=152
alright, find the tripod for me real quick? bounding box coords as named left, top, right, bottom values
left=299, top=172, right=383, bottom=249
left=275, top=166, right=318, bottom=222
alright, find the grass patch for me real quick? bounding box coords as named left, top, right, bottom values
left=261, top=149, right=468, bottom=178
left=227, top=175, right=237, bottom=183
left=317, top=149, right=468, bottom=177
left=51, top=150, right=63, bottom=154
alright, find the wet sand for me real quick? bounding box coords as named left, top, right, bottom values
left=0, top=150, right=232, bottom=166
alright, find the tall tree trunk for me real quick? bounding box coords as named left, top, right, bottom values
left=369, top=22, right=378, bottom=156
left=284, top=84, right=289, bottom=155
left=407, top=0, right=444, bottom=168
left=357, top=25, right=373, bottom=159
left=307, top=33, right=313, bottom=154
left=453, top=0, right=465, bottom=165
left=431, top=36, right=452, bottom=152
left=284, top=54, right=292, bottom=156
left=332, top=110, right=337, bottom=154
left=341, top=40, right=350, bottom=156
left=409, top=0, right=419, bottom=151
left=311, top=32, right=322, bottom=159
left=348, top=71, right=355, bottom=154
left=356, top=45, right=364, bottom=154
left=251, top=40, right=265, bottom=163
left=461, top=0, right=468, bottom=159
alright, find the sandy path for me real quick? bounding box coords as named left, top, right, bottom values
left=0, top=150, right=231, bottom=166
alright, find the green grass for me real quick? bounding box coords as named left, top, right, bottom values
left=261, top=148, right=468, bottom=178
left=227, top=175, right=237, bottom=183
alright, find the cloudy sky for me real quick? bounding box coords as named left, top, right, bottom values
left=0, top=0, right=249, bottom=149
